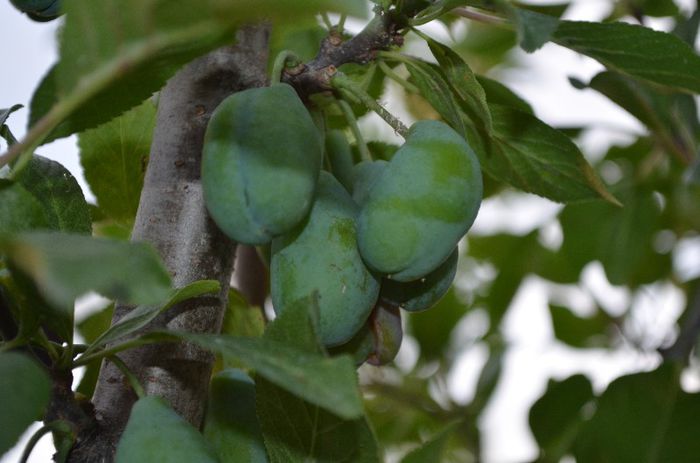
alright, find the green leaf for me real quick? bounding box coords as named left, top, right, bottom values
left=476, top=76, right=533, bottom=114
left=511, top=8, right=560, bottom=53
left=167, top=332, right=364, bottom=420
left=255, top=297, right=380, bottom=462
left=115, top=395, right=218, bottom=463
left=15, top=155, right=92, bottom=234
left=553, top=21, right=700, bottom=94
left=486, top=104, right=618, bottom=204
left=529, top=374, right=594, bottom=462
left=401, top=421, right=459, bottom=463
left=203, top=369, right=268, bottom=462
left=0, top=352, right=51, bottom=456
left=78, top=99, right=155, bottom=224
left=29, top=0, right=366, bottom=144
left=559, top=183, right=666, bottom=285
left=549, top=305, right=611, bottom=348
left=0, top=180, right=49, bottom=235
left=574, top=364, right=700, bottom=462
left=0, top=105, right=22, bottom=127
left=83, top=280, right=220, bottom=356
left=0, top=232, right=172, bottom=309
left=425, top=38, right=492, bottom=132
left=218, top=288, right=266, bottom=370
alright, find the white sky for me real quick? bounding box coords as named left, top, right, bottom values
left=1, top=1, right=698, bottom=462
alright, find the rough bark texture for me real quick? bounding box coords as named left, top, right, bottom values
left=68, top=25, right=270, bottom=462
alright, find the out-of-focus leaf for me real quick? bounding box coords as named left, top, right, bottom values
left=554, top=21, right=700, bottom=94
left=78, top=99, right=155, bottom=224
left=530, top=374, right=594, bottom=463
left=0, top=105, right=22, bottom=128
left=217, top=288, right=266, bottom=370
left=401, top=421, right=459, bottom=463
left=0, top=232, right=172, bottom=309
left=203, top=369, right=268, bottom=463
left=0, top=352, right=51, bottom=456
left=559, top=183, right=667, bottom=286
left=115, top=396, right=218, bottom=463
left=0, top=179, right=48, bottom=235
left=455, top=21, right=518, bottom=72
left=253, top=295, right=380, bottom=462
left=510, top=8, right=560, bottom=52
left=16, top=155, right=92, bottom=234
left=549, top=305, right=612, bottom=348
left=574, top=364, right=700, bottom=462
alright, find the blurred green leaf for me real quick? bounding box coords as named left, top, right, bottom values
left=0, top=352, right=51, bottom=456
left=115, top=396, right=218, bottom=463
left=549, top=305, right=612, bottom=348
left=401, top=421, right=459, bottom=463
left=0, top=232, right=172, bottom=309
left=0, top=105, right=22, bottom=128
left=554, top=21, right=700, bottom=94
left=0, top=179, right=48, bottom=235
left=254, top=295, right=380, bottom=462
left=510, top=8, right=560, bottom=52
left=78, top=99, right=155, bottom=224
left=530, top=374, right=594, bottom=462
left=203, top=369, right=268, bottom=463
left=574, top=364, right=700, bottom=462
left=16, top=155, right=92, bottom=234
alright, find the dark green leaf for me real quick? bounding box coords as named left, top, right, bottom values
left=16, top=155, right=92, bottom=234
left=0, top=232, right=172, bottom=309
left=0, top=352, right=51, bottom=456
left=78, top=99, right=155, bottom=224
left=84, top=280, right=220, bottom=356
left=426, top=38, right=492, bottom=131
left=575, top=364, right=700, bottom=462
left=0, top=105, right=22, bottom=127
left=511, top=8, right=560, bottom=52
left=254, top=294, right=380, bottom=462
left=554, top=21, right=700, bottom=94
left=486, top=104, right=618, bottom=204
left=401, top=421, right=459, bottom=463
left=559, top=184, right=666, bottom=285
left=203, top=369, right=268, bottom=462
left=0, top=180, right=48, bottom=235
left=549, top=305, right=611, bottom=348
left=168, top=332, right=364, bottom=420
left=476, top=76, right=533, bottom=114
left=115, top=395, right=218, bottom=463
left=530, top=374, right=594, bottom=462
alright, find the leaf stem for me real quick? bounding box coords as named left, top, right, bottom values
left=73, top=335, right=160, bottom=367
left=335, top=99, right=372, bottom=162
left=107, top=354, right=146, bottom=398
left=19, top=421, right=73, bottom=463
left=271, top=50, right=302, bottom=85
left=377, top=60, right=419, bottom=94
left=331, top=72, right=409, bottom=139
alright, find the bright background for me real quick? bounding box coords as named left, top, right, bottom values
left=1, top=1, right=698, bottom=461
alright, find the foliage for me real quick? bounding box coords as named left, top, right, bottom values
left=1, top=0, right=700, bottom=461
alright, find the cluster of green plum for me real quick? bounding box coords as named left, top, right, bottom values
left=9, top=0, right=61, bottom=21
left=202, top=84, right=482, bottom=365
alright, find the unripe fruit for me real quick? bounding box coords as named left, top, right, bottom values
left=380, top=247, right=458, bottom=312
left=357, top=120, right=482, bottom=281
left=271, top=172, right=380, bottom=346
left=325, top=130, right=355, bottom=192
left=202, top=84, right=322, bottom=245
left=9, top=0, right=60, bottom=20
left=351, top=160, right=387, bottom=207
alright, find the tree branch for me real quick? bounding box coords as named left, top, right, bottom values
left=661, top=280, right=700, bottom=363
left=68, top=24, right=271, bottom=463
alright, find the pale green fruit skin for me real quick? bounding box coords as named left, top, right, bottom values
left=357, top=120, right=482, bottom=282
left=203, top=369, right=268, bottom=463
left=380, top=248, right=458, bottom=312
left=325, top=130, right=355, bottom=192
left=202, top=84, right=322, bottom=245
left=351, top=160, right=387, bottom=207
left=271, top=172, right=380, bottom=347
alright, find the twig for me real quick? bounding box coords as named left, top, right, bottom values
left=660, top=281, right=700, bottom=362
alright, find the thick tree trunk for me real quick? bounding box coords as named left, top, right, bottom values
left=68, top=25, right=270, bottom=462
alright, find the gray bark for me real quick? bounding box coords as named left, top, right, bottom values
left=69, top=25, right=270, bottom=462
